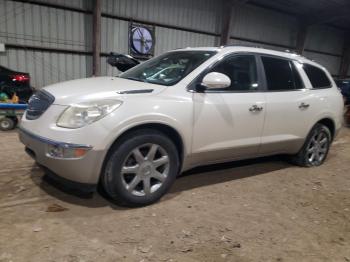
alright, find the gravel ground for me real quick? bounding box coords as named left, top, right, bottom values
left=0, top=128, right=349, bottom=262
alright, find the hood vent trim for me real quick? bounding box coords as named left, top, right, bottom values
left=117, top=89, right=153, bottom=94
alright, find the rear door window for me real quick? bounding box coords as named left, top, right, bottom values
left=303, top=64, right=331, bottom=89
left=261, top=56, right=303, bottom=91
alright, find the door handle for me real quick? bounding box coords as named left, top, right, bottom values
left=249, top=104, right=263, bottom=112
left=299, top=102, right=310, bottom=109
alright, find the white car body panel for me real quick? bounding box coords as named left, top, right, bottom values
left=19, top=46, right=344, bottom=185
left=44, top=76, right=167, bottom=105
left=191, top=92, right=266, bottom=165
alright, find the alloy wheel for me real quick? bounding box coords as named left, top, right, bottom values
left=120, top=143, right=170, bottom=196
left=306, top=130, right=329, bottom=165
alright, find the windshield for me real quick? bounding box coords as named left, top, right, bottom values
left=119, top=51, right=216, bottom=86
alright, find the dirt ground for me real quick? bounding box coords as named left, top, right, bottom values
left=0, top=128, right=349, bottom=262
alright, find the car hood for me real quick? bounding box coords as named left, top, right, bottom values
left=43, top=77, right=166, bottom=105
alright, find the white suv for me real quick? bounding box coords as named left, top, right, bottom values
left=19, top=46, right=344, bottom=206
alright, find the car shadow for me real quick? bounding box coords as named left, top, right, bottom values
left=29, top=155, right=291, bottom=210
left=29, top=170, right=118, bottom=209
left=170, top=155, right=289, bottom=194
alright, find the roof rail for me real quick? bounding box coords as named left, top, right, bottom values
left=221, top=45, right=311, bottom=60
left=284, top=49, right=302, bottom=56
left=220, top=44, right=262, bottom=48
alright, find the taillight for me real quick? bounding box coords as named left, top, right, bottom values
left=11, top=74, right=30, bottom=82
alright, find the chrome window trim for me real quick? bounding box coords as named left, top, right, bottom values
left=187, top=52, right=266, bottom=93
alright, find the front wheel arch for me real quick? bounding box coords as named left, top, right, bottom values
left=100, top=127, right=180, bottom=206
left=100, top=123, right=185, bottom=180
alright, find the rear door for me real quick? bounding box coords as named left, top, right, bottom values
left=258, top=55, right=315, bottom=155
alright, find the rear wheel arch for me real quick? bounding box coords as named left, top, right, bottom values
left=316, top=118, right=335, bottom=141
left=290, top=122, right=332, bottom=167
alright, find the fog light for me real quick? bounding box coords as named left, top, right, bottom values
left=46, top=144, right=90, bottom=159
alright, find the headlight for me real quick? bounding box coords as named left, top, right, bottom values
left=57, top=99, right=123, bottom=128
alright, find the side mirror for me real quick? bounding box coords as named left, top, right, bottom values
left=201, top=72, right=231, bottom=89
left=107, top=52, right=140, bottom=72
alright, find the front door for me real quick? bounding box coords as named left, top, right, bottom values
left=191, top=54, right=266, bottom=165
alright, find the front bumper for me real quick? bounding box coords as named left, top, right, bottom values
left=18, top=127, right=105, bottom=187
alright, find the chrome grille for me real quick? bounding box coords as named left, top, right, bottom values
left=26, top=90, right=55, bottom=120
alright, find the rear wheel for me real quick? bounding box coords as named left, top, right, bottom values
left=101, top=129, right=180, bottom=207
left=0, top=117, right=16, bottom=131
left=290, top=123, right=331, bottom=167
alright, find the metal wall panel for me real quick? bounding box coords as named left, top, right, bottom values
left=227, top=38, right=287, bottom=52
left=303, top=51, right=341, bottom=75
left=0, top=0, right=92, bottom=88
left=154, top=27, right=217, bottom=55
left=229, top=4, right=344, bottom=75
left=230, top=5, right=298, bottom=48
left=100, top=16, right=218, bottom=76
left=0, top=48, right=91, bottom=88
left=303, top=26, right=344, bottom=76
left=101, top=17, right=129, bottom=54
left=31, top=0, right=90, bottom=10
left=0, top=0, right=347, bottom=87
left=101, top=56, right=119, bottom=77
left=305, top=25, right=344, bottom=55
left=0, top=0, right=91, bottom=51
left=101, top=16, right=218, bottom=55
left=102, top=0, right=221, bottom=33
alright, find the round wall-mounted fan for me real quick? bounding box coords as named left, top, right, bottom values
left=129, top=23, right=155, bottom=59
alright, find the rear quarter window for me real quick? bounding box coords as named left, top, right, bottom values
left=303, top=64, right=331, bottom=89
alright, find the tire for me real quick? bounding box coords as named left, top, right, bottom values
left=101, top=129, right=180, bottom=207
left=9, top=116, right=18, bottom=126
left=289, top=123, right=332, bottom=167
left=0, top=117, right=16, bottom=131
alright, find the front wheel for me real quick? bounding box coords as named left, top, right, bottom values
left=290, top=123, right=332, bottom=167
left=101, top=129, right=180, bottom=207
